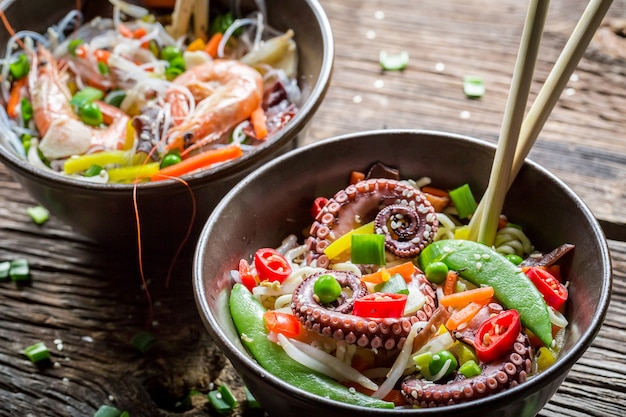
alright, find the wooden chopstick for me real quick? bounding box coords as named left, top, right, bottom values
left=471, top=0, right=550, bottom=245
left=470, top=0, right=614, bottom=245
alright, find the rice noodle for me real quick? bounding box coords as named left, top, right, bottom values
left=277, top=333, right=379, bottom=392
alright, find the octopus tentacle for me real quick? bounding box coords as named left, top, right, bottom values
left=305, top=178, right=438, bottom=267
left=400, top=332, right=532, bottom=406
left=291, top=270, right=437, bottom=350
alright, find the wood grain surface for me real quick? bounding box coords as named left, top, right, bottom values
left=0, top=0, right=625, bottom=416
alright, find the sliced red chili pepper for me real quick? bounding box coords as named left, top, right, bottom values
left=310, top=197, right=328, bottom=219
left=253, top=248, right=292, bottom=284
left=238, top=258, right=258, bottom=292
left=352, top=293, right=408, bottom=318
left=263, top=310, right=301, bottom=338
left=474, top=309, right=521, bottom=363
left=524, top=266, right=568, bottom=311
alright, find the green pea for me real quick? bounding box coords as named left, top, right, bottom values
left=160, top=151, right=182, bottom=169
left=78, top=102, right=103, bottom=126
left=161, top=45, right=182, bottom=62
left=425, top=261, right=448, bottom=284
left=428, top=350, right=458, bottom=379
left=313, top=274, right=342, bottom=304
left=505, top=253, right=524, bottom=265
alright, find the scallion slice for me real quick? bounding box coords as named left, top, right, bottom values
left=0, top=261, right=9, bottom=280
left=379, top=50, right=409, bottom=71
left=23, top=342, right=50, bottom=363
left=27, top=205, right=50, bottom=225
left=374, top=273, right=409, bottom=294
left=94, top=405, right=124, bottom=417
left=208, top=389, right=234, bottom=415
left=448, top=183, right=478, bottom=219
left=9, top=258, right=30, bottom=281
left=130, top=331, right=157, bottom=353
left=351, top=234, right=386, bottom=265
left=463, top=75, right=485, bottom=98
left=244, top=386, right=260, bottom=409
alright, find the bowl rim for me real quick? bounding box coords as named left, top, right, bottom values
left=0, top=0, right=335, bottom=192
left=193, top=128, right=613, bottom=413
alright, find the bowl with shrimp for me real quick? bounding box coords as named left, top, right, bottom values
left=193, top=129, right=611, bottom=416
left=0, top=0, right=333, bottom=253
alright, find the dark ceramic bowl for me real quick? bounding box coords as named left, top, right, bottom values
left=0, top=0, right=333, bottom=252
left=193, top=130, right=612, bottom=417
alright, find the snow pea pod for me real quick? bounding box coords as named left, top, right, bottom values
left=229, top=283, right=394, bottom=409
left=418, top=239, right=553, bottom=347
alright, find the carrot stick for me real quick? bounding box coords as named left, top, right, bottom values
left=361, top=261, right=418, bottom=284
left=424, top=193, right=450, bottom=213
left=7, top=78, right=26, bottom=118
left=250, top=106, right=268, bottom=140
left=442, top=270, right=459, bottom=296
left=440, top=286, right=494, bottom=308
left=421, top=186, right=449, bottom=197
left=350, top=171, right=365, bottom=184
left=205, top=32, right=223, bottom=58
left=151, top=144, right=243, bottom=181
left=445, top=301, right=485, bottom=331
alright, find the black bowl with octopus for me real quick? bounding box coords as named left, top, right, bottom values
left=193, top=129, right=611, bottom=417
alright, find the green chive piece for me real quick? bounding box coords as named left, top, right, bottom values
left=27, top=205, right=50, bottom=225
left=244, top=386, right=260, bottom=409
left=68, top=39, right=84, bottom=56
left=23, top=342, right=50, bottom=363
left=182, top=389, right=203, bottom=408
left=463, top=75, right=485, bottom=98
left=0, top=261, right=9, bottom=280
left=208, top=389, right=234, bottom=415
left=218, top=384, right=238, bottom=407
left=448, top=183, right=478, bottom=219
left=119, top=412, right=130, bottom=417
left=9, top=53, right=30, bottom=79
left=459, top=359, right=482, bottom=378
left=374, top=273, right=409, bottom=294
left=9, top=258, right=30, bottom=281
left=21, top=98, right=33, bottom=125
left=351, top=233, right=386, bottom=265
left=379, top=50, right=409, bottom=71
left=130, top=331, right=157, bottom=353
left=94, top=405, right=125, bottom=417
left=84, top=164, right=104, bottom=177
left=70, top=86, right=105, bottom=109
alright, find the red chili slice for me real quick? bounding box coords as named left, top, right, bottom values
left=238, top=258, right=258, bottom=291
left=310, top=197, right=328, bottom=219
left=253, top=248, right=292, bottom=284
left=474, top=309, right=521, bottom=363
left=524, top=266, right=568, bottom=311
left=352, top=293, right=408, bottom=318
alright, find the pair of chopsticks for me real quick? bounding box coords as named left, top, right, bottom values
left=167, top=0, right=210, bottom=41
left=468, top=0, right=614, bottom=245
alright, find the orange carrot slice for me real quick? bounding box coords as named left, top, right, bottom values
left=151, top=144, right=243, bottom=181
left=361, top=261, right=418, bottom=284
left=440, top=286, right=495, bottom=308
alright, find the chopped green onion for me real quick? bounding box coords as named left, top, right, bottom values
left=459, top=359, right=482, bottom=377
left=21, top=133, right=33, bottom=154
left=463, top=75, right=485, bottom=98
left=94, top=405, right=128, bottom=417
left=104, top=90, right=126, bottom=108
left=351, top=234, right=386, bottom=265
left=379, top=50, right=409, bottom=71
left=182, top=389, right=203, bottom=408
left=27, top=205, right=50, bottom=225
left=448, top=183, right=477, bottom=219
left=70, top=87, right=105, bottom=109
left=218, top=384, right=238, bottom=408
left=207, top=389, right=234, bottom=415
left=9, top=258, right=30, bottom=281
left=244, top=386, right=260, bottom=409
left=84, top=164, right=104, bottom=177
left=21, top=98, right=33, bottom=125
left=98, top=61, right=109, bottom=75
left=0, top=261, right=10, bottom=280
left=68, top=39, right=84, bottom=56
left=23, top=342, right=50, bottom=363
left=211, top=13, right=241, bottom=36
left=9, top=53, right=30, bottom=79
left=374, top=273, right=409, bottom=294
left=130, top=331, right=157, bottom=353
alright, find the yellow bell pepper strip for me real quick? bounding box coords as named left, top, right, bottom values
left=361, top=261, right=417, bottom=284
left=229, top=283, right=394, bottom=409
left=419, top=239, right=553, bottom=347
left=323, top=221, right=375, bottom=260
left=64, top=150, right=133, bottom=174
left=107, top=162, right=160, bottom=183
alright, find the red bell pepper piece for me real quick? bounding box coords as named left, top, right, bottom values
left=253, top=248, right=292, bottom=284
left=238, top=258, right=258, bottom=291
left=263, top=310, right=301, bottom=338
left=474, top=309, right=521, bottom=363
left=524, top=266, right=568, bottom=311
left=310, top=197, right=328, bottom=219
left=352, top=293, right=408, bottom=318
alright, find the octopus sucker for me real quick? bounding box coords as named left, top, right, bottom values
left=306, top=178, right=438, bottom=264
left=290, top=270, right=436, bottom=350
left=401, top=332, right=532, bottom=406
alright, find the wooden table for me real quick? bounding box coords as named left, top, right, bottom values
left=1, top=0, right=625, bottom=415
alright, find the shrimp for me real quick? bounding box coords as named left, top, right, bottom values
left=165, top=59, right=263, bottom=155
left=28, top=46, right=130, bottom=159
